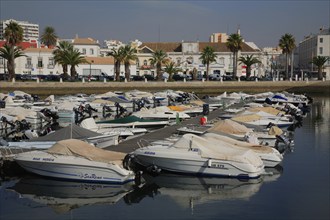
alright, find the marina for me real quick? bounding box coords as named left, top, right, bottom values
left=0, top=90, right=329, bottom=220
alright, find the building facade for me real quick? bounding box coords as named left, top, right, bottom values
left=0, top=19, right=39, bottom=42
left=135, top=41, right=262, bottom=78
left=298, top=27, right=330, bottom=79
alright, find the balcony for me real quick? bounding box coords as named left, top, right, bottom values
left=25, top=64, right=33, bottom=69
left=47, top=64, right=55, bottom=69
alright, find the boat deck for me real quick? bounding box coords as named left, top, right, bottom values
left=104, top=102, right=245, bottom=154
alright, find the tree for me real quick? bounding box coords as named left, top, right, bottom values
left=279, top=33, right=296, bottom=80
left=122, top=45, right=137, bottom=81
left=0, top=44, right=26, bottom=81
left=238, top=55, right=261, bottom=78
left=107, top=47, right=124, bottom=81
left=164, top=61, right=181, bottom=81
left=150, top=50, right=167, bottom=81
left=41, top=26, right=58, bottom=48
left=64, top=48, right=87, bottom=78
left=226, top=33, right=243, bottom=79
left=53, top=41, right=74, bottom=78
left=3, top=21, right=24, bottom=81
left=311, top=56, right=330, bottom=80
left=200, top=46, right=217, bottom=81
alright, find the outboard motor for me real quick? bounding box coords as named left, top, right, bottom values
left=265, top=97, right=272, bottom=105
left=102, top=105, right=113, bottom=118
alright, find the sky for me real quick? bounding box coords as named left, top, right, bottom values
left=1, top=0, right=329, bottom=48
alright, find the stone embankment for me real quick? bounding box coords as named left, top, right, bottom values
left=0, top=80, right=329, bottom=97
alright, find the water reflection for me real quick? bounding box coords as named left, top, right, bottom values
left=125, top=166, right=283, bottom=209
left=5, top=165, right=283, bottom=214
left=6, top=175, right=134, bottom=214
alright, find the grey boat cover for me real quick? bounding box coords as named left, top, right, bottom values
left=171, top=134, right=262, bottom=166
left=46, top=139, right=125, bottom=163
left=29, top=124, right=102, bottom=142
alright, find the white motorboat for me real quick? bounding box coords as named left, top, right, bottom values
left=132, top=134, right=264, bottom=179
left=14, top=139, right=135, bottom=184
left=201, top=133, right=283, bottom=168
left=132, top=106, right=190, bottom=120
left=231, top=113, right=293, bottom=129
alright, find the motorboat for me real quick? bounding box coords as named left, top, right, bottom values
left=14, top=139, right=135, bottom=184
left=132, top=106, right=190, bottom=120
left=131, top=133, right=264, bottom=179
left=231, top=113, right=294, bottom=129
left=207, top=119, right=293, bottom=148
left=96, top=115, right=169, bottom=129
left=201, top=133, right=283, bottom=167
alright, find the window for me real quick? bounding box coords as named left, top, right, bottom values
left=82, top=48, right=86, bottom=54
left=48, top=57, right=54, bottom=69
left=0, top=58, right=4, bottom=65
left=177, top=58, right=181, bottom=65
left=37, top=57, right=43, bottom=68
left=219, top=57, right=225, bottom=65
left=320, top=38, right=323, bottom=43
left=319, top=47, right=323, bottom=55
left=136, top=59, right=140, bottom=67
left=25, top=57, right=32, bottom=68
left=90, top=48, right=94, bottom=55
left=143, top=60, right=147, bottom=66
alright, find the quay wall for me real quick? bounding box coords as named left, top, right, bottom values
left=0, top=80, right=329, bottom=97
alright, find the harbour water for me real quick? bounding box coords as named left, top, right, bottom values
left=0, top=96, right=329, bottom=220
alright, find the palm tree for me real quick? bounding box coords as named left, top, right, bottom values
left=0, top=44, right=26, bottom=81
left=107, top=47, right=124, bottom=81
left=64, top=48, right=87, bottom=78
left=149, top=50, right=167, bottom=81
left=164, top=61, right=181, bottom=81
left=53, top=41, right=74, bottom=78
left=41, top=26, right=58, bottom=48
left=200, top=46, right=217, bottom=81
left=122, top=45, right=137, bottom=81
left=279, top=33, right=296, bottom=80
left=3, top=21, right=24, bottom=81
left=238, top=55, right=261, bottom=78
left=226, top=33, right=243, bottom=79
left=311, top=56, right=330, bottom=80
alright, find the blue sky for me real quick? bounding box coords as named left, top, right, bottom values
left=1, top=0, right=329, bottom=48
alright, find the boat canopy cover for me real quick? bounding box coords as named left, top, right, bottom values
left=202, top=133, right=273, bottom=154
left=171, top=134, right=262, bottom=166
left=247, top=107, right=283, bottom=116
left=29, top=124, right=102, bottom=142
left=268, top=126, right=283, bottom=136
left=47, top=139, right=126, bottom=163
left=208, top=119, right=253, bottom=135
left=232, top=114, right=262, bottom=123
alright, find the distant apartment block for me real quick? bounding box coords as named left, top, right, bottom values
left=298, top=27, right=330, bottom=73
left=209, top=33, right=229, bottom=43
left=0, top=19, right=39, bottom=41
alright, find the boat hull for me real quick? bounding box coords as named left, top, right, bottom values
left=15, top=151, right=135, bottom=184
left=133, top=150, right=263, bottom=179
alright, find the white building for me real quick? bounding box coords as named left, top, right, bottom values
left=0, top=19, right=39, bottom=42
left=136, top=40, right=262, bottom=78
left=298, top=27, right=330, bottom=79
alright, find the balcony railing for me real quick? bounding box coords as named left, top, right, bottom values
left=25, top=64, right=33, bottom=69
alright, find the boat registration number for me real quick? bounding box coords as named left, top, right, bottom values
left=210, top=162, right=225, bottom=169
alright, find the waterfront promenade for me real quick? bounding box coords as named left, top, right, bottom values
left=0, top=80, right=329, bottom=97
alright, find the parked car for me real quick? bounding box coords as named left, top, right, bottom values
left=132, top=75, right=144, bottom=81
left=209, top=73, right=221, bottom=81
left=143, top=74, right=155, bottom=81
